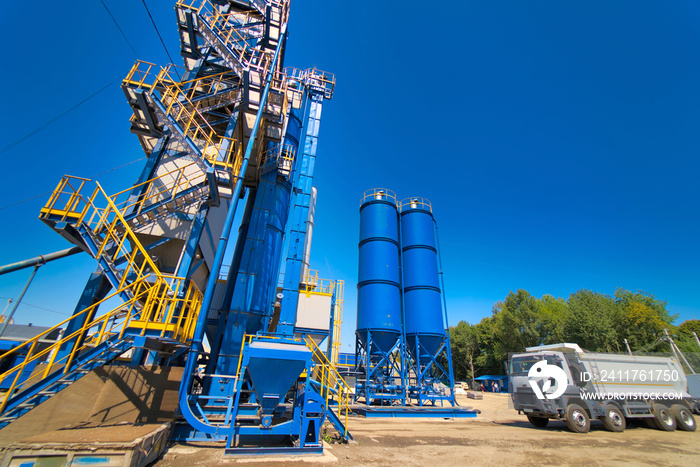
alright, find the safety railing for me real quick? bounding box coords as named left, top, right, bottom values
left=0, top=273, right=202, bottom=413
left=360, top=188, right=398, bottom=207
left=330, top=280, right=344, bottom=366
left=40, top=177, right=163, bottom=294
left=111, top=161, right=207, bottom=219
left=266, top=70, right=290, bottom=117
left=156, top=65, right=242, bottom=173
left=199, top=6, right=271, bottom=75
left=299, top=270, right=334, bottom=296
left=399, top=197, right=432, bottom=213
left=177, top=0, right=289, bottom=23
left=123, top=60, right=160, bottom=91
left=260, top=141, right=295, bottom=176
left=285, top=67, right=336, bottom=100
left=303, top=335, right=352, bottom=438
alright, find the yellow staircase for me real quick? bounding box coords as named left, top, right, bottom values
left=303, top=336, right=353, bottom=440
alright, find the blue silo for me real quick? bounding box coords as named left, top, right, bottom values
left=357, top=189, right=402, bottom=355
left=400, top=198, right=446, bottom=366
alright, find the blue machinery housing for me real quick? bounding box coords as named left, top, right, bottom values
left=355, top=189, right=458, bottom=407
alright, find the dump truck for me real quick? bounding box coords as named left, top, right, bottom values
left=509, top=343, right=697, bottom=433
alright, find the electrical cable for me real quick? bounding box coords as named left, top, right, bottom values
left=0, top=296, right=69, bottom=316
left=141, top=0, right=181, bottom=80
left=101, top=0, right=140, bottom=58
left=0, top=156, right=147, bottom=211
left=0, top=74, right=125, bottom=156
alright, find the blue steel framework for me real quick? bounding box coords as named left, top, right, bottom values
left=0, top=0, right=343, bottom=454
left=355, top=191, right=457, bottom=408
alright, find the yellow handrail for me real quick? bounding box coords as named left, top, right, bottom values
left=330, top=280, right=344, bottom=367
left=303, top=335, right=351, bottom=438
left=156, top=66, right=242, bottom=173
left=0, top=274, right=202, bottom=414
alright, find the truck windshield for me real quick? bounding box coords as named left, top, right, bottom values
left=510, top=354, right=565, bottom=376
left=510, top=356, right=540, bottom=376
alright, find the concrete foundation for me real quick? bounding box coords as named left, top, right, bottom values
left=0, top=423, right=170, bottom=467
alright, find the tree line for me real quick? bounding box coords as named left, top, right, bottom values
left=449, top=288, right=700, bottom=381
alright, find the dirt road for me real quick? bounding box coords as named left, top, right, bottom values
left=157, top=393, right=700, bottom=466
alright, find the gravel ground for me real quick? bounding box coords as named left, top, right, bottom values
left=154, top=393, right=700, bottom=466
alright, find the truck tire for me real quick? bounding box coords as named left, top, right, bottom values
left=671, top=404, right=696, bottom=432
left=652, top=404, right=676, bottom=431
left=601, top=405, right=625, bottom=432
left=527, top=415, right=549, bottom=427
left=565, top=403, right=590, bottom=433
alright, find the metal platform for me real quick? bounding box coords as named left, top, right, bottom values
left=352, top=405, right=479, bottom=418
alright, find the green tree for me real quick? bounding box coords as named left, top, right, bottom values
left=540, top=294, right=568, bottom=344
left=493, top=289, right=545, bottom=354
left=474, top=316, right=502, bottom=375
left=614, top=289, right=676, bottom=350
left=449, top=321, right=479, bottom=381
left=678, top=319, right=700, bottom=340
left=565, top=289, right=620, bottom=352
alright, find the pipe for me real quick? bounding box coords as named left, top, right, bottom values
left=0, top=246, right=83, bottom=276
left=0, top=265, right=41, bottom=338
left=178, top=23, right=288, bottom=435
left=300, top=187, right=316, bottom=280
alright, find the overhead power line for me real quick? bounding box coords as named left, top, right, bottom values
left=0, top=296, right=69, bottom=316
left=0, top=74, right=125, bottom=156
left=0, top=156, right=147, bottom=211
left=101, top=0, right=140, bottom=58
left=141, top=0, right=181, bottom=79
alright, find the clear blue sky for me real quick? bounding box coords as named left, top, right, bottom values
left=0, top=1, right=698, bottom=353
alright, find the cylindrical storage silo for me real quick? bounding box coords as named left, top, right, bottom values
left=357, top=189, right=402, bottom=355
left=400, top=198, right=446, bottom=365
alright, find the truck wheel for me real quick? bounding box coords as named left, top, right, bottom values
left=652, top=404, right=676, bottom=431
left=527, top=415, right=549, bottom=427
left=601, top=405, right=625, bottom=432
left=671, top=404, right=696, bottom=432
left=565, top=404, right=590, bottom=433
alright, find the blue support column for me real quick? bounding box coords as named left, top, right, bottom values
left=55, top=269, right=112, bottom=361
left=125, top=135, right=169, bottom=214
left=278, top=93, right=324, bottom=334
left=176, top=202, right=211, bottom=280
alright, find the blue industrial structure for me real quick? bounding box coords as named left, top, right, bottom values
left=355, top=191, right=457, bottom=408
left=0, top=0, right=352, bottom=455
left=356, top=189, right=405, bottom=404
left=0, top=0, right=474, bottom=457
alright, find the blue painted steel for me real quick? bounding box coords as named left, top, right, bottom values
left=55, top=270, right=111, bottom=361
left=353, top=406, right=478, bottom=418
left=400, top=203, right=445, bottom=363
left=244, top=342, right=311, bottom=415
left=278, top=95, right=324, bottom=334
left=177, top=24, right=288, bottom=435
left=211, top=172, right=292, bottom=379
left=356, top=192, right=401, bottom=354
